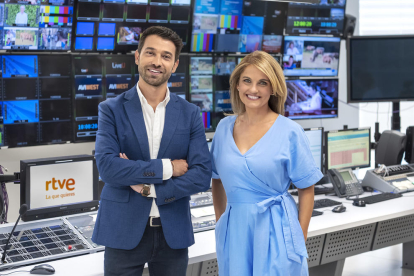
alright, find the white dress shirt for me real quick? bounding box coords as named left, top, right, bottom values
left=15, top=13, right=28, bottom=25
left=137, top=84, right=173, bottom=217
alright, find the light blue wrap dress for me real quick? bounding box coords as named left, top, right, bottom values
left=210, top=115, right=323, bottom=276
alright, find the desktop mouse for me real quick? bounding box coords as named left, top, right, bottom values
left=353, top=200, right=366, bottom=207
left=332, top=205, right=346, bottom=213
left=30, top=264, right=55, bottom=275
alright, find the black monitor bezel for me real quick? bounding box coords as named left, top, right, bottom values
left=324, top=127, right=371, bottom=171
left=347, top=35, right=414, bottom=103
left=20, top=155, right=99, bottom=222
left=303, top=127, right=324, bottom=173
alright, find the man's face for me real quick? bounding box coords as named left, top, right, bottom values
left=135, top=35, right=179, bottom=87
left=20, top=6, right=25, bottom=13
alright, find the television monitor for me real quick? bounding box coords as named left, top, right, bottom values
left=286, top=0, right=346, bottom=36
left=263, top=2, right=286, bottom=35
left=214, top=56, right=236, bottom=75
left=75, top=36, right=93, bottom=51
left=20, top=155, right=99, bottom=221
left=39, top=100, right=71, bottom=121
left=43, top=0, right=74, bottom=5
left=171, top=0, right=190, bottom=6
left=74, top=98, right=101, bottom=121
left=126, top=5, right=147, bottom=22
left=238, top=34, right=262, bottom=53
left=74, top=77, right=103, bottom=98
left=106, top=76, right=134, bottom=98
left=4, top=4, right=40, bottom=28
left=38, top=28, right=71, bottom=50
left=117, top=26, right=144, bottom=45
left=214, top=91, right=231, bottom=112
left=220, top=0, right=242, bottom=15
left=97, top=37, right=115, bottom=51
left=73, top=55, right=103, bottom=76
left=285, top=79, right=338, bottom=120
left=39, top=121, right=72, bottom=144
left=168, top=73, right=186, bottom=95
left=304, top=127, right=323, bottom=172
left=39, top=5, right=74, bottom=28
left=194, top=0, right=219, bottom=14
left=3, top=78, right=38, bottom=100
left=347, top=36, right=414, bottom=103
left=170, top=6, right=190, bottom=24
left=2, top=55, right=38, bottom=78
left=215, top=33, right=239, bottom=53
left=127, top=0, right=148, bottom=4
left=3, top=123, right=38, bottom=147
left=261, top=35, right=283, bottom=54
left=190, top=75, right=213, bottom=93
left=38, top=55, right=71, bottom=77
left=2, top=100, right=39, bottom=124
left=76, top=22, right=95, bottom=36
left=192, top=14, right=218, bottom=34
left=148, top=6, right=169, bottom=23
left=104, top=55, right=134, bottom=75
left=243, top=0, right=266, bottom=17
left=150, top=0, right=169, bottom=6
left=190, top=57, right=213, bottom=75
left=325, top=127, right=371, bottom=171
left=3, top=27, right=39, bottom=50
left=77, top=2, right=100, bottom=21
left=102, top=4, right=125, bottom=21
left=39, top=78, right=72, bottom=99
left=75, top=120, right=99, bottom=141
left=241, top=16, right=264, bottom=35
left=98, top=23, right=116, bottom=36
left=283, top=36, right=340, bottom=77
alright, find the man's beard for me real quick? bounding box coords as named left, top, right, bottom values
left=138, top=64, right=171, bottom=87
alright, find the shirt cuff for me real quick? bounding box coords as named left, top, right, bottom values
left=162, top=159, right=173, bottom=180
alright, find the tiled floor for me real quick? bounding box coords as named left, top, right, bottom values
left=342, top=244, right=414, bottom=276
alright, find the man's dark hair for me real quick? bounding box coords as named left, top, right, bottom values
left=138, top=26, right=183, bottom=62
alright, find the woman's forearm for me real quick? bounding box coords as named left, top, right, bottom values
left=297, top=185, right=315, bottom=241
left=212, top=179, right=227, bottom=222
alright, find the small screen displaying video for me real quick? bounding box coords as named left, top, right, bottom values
left=148, top=6, right=168, bottom=23
left=117, top=26, right=144, bottom=45
left=168, top=73, right=186, bottom=94
left=192, top=14, right=218, bottom=34
left=2, top=55, right=38, bottom=78
left=39, top=121, right=72, bottom=144
left=76, top=22, right=94, bottom=36
left=5, top=4, right=40, bottom=27
left=190, top=75, right=213, bottom=93
left=39, top=99, right=71, bottom=121
left=74, top=77, right=103, bottom=98
left=104, top=55, right=133, bottom=75
left=261, top=35, right=282, bottom=54
left=77, top=2, right=100, bottom=21
left=102, top=3, right=125, bottom=21
left=39, top=6, right=73, bottom=28
left=170, top=6, right=190, bottom=24
left=75, top=119, right=98, bottom=141
left=39, top=78, right=71, bottom=98
left=38, top=55, right=71, bottom=76
left=238, top=34, right=261, bottom=53
left=42, top=0, right=74, bottom=6
left=98, top=22, right=116, bottom=36
left=97, top=37, right=115, bottom=51
left=2, top=100, right=39, bottom=124
left=263, top=2, right=286, bottom=35
left=106, top=76, right=133, bottom=98
left=74, top=36, right=93, bottom=51
left=73, top=55, right=102, bottom=76
left=3, top=27, right=39, bottom=50
left=190, top=57, right=213, bottom=75
left=283, top=36, right=340, bottom=77
left=126, top=5, right=147, bottom=22
left=74, top=98, right=101, bottom=120
left=285, top=79, right=338, bottom=120
left=214, top=56, right=235, bottom=75
left=38, top=28, right=71, bottom=50
left=3, top=78, right=38, bottom=99
left=214, top=91, right=231, bottom=112
left=191, top=93, right=213, bottom=112
left=3, top=123, right=38, bottom=147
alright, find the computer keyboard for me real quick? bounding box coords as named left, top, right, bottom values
left=375, top=165, right=413, bottom=176
left=313, top=198, right=342, bottom=209
left=361, top=193, right=402, bottom=204
left=312, top=210, right=323, bottom=217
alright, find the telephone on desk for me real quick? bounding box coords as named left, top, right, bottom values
left=327, top=168, right=364, bottom=198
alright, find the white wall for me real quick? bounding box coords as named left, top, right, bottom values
left=1, top=1, right=360, bottom=222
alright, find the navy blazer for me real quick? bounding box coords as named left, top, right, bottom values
left=91, top=86, right=212, bottom=250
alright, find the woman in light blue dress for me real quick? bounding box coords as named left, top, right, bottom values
left=211, top=51, right=323, bottom=276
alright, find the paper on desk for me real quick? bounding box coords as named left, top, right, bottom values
left=407, top=176, right=414, bottom=183
left=190, top=206, right=215, bottom=218
left=392, top=180, right=414, bottom=190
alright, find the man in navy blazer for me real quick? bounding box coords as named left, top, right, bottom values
left=92, top=26, right=212, bottom=276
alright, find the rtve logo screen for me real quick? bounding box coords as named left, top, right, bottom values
left=30, top=161, right=94, bottom=209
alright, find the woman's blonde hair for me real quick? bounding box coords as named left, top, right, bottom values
left=229, top=51, right=287, bottom=115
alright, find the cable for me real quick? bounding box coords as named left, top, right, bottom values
left=0, top=270, right=30, bottom=276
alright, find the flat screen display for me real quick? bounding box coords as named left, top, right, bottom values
left=348, top=36, right=414, bottom=102
left=97, top=37, right=115, bottom=51
left=285, top=79, right=338, bottom=120
left=98, top=23, right=116, bottom=36
left=283, top=36, right=340, bottom=77
left=75, top=37, right=93, bottom=51
left=76, top=22, right=95, bottom=36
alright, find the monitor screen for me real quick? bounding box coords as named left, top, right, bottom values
left=168, top=73, right=186, bottom=94
left=170, top=6, right=190, bottom=24
left=190, top=75, right=213, bottom=93
left=261, top=35, right=283, bottom=54
left=75, top=77, right=103, bottom=98
left=104, top=55, right=134, bottom=75
left=348, top=36, right=414, bottom=102
left=97, top=37, right=115, bottom=51
left=38, top=55, right=71, bottom=77
left=39, top=78, right=72, bottom=99
left=40, top=121, right=72, bottom=144
left=75, top=36, right=93, bottom=51
left=3, top=55, right=38, bottom=78
left=76, top=22, right=95, bottom=36
left=3, top=78, right=38, bottom=100
left=77, top=2, right=101, bottom=21
left=214, top=56, right=236, bottom=75
left=73, top=55, right=103, bottom=76
left=285, top=79, right=338, bottom=119
left=286, top=0, right=346, bottom=36
left=326, top=128, right=371, bottom=170
left=304, top=127, right=323, bottom=172
left=126, top=5, right=147, bottom=22
left=98, top=23, right=116, bottom=36
left=106, top=76, right=134, bottom=97
left=190, top=57, right=213, bottom=75
left=283, top=36, right=340, bottom=77
left=148, top=6, right=169, bottom=23
left=117, top=26, right=144, bottom=45
left=38, top=28, right=72, bottom=50
left=20, top=155, right=99, bottom=221
left=127, top=0, right=148, bottom=4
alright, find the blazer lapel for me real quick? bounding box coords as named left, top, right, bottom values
left=123, top=88, right=151, bottom=160
left=157, top=94, right=181, bottom=159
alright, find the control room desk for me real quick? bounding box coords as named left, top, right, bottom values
left=5, top=193, right=414, bottom=276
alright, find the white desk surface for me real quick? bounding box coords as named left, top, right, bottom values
left=5, top=192, right=414, bottom=276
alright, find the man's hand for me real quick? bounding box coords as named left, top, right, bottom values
left=120, top=153, right=144, bottom=194
left=171, top=159, right=188, bottom=177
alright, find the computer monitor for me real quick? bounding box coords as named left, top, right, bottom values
left=283, top=36, right=340, bottom=77
left=304, top=127, right=324, bottom=172
left=347, top=36, right=414, bottom=103
left=286, top=0, right=346, bottom=36
left=285, top=79, right=339, bottom=120
left=325, top=128, right=371, bottom=171
left=20, top=155, right=99, bottom=221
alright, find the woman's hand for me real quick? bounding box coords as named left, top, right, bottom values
left=297, top=185, right=315, bottom=241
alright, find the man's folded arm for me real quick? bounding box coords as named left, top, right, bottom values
left=155, top=108, right=212, bottom=205
left=95, top=102, right=164, bottom=186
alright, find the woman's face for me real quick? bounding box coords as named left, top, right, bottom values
left=289, top=42, right=294, bottom=49
left=237, top=65, right=273, bottom=112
